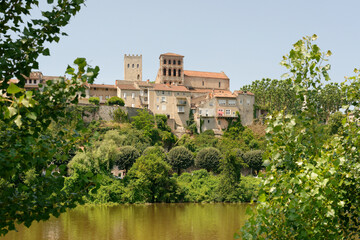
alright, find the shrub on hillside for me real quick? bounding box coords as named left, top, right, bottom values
left=115, top=146, right=140, bottom=172
left=113, top=108, right=128, bottom=123
left=106, top=96, right=125, bottom=106
left=243, top=150, right=263, bottom=175
left=195, top=147, right=222, bottom=172
left=89, top=97, right=100, bottom=105
left=167, top=146, right=194, bottom=175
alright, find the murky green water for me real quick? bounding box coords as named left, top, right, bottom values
left=3, top=203, right=253, bottom=240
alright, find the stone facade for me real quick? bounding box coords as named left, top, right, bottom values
left=184, top=70, right=230, bottom=90
left=124, top=54, right=142, bottom=81
left=155, top=53, right=184, bottom=85
left=88, top=84, right=117, bottom=103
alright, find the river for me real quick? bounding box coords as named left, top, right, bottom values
left=3, top=203, right=253, bottom=240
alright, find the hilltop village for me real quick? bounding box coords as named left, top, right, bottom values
left=23, top=53, right=255, bottom=134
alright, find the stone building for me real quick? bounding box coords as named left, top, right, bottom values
left=155, top=53, right=184, bottom=85
left=87, top=84, right=117, bottom=104
left=124, top=54, right=142, bottom=81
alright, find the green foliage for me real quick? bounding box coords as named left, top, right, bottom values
left=177, top=134, right=197, bottom=152
left=89, top=97, right=100, bottom=105
left=176, top=170, right=220, bottom=202
left=112, top=108, right=128, bottom=123
left=115, top=146, right=140, bottom=172
left=243, top=150, right=263, bottom=175
left=142, top=146, right=167, bottom=160
left=195, top=147, right=222, bottom=172
left=238, top=176, right=261, bottom=202
left=241, top=35, right=360, bottom=239
left=155, top=114, right=171, bottom=131
left=125, top=154, right=180, bottom=203
left=327, top=111, right=344, bottom=135
left=106, top=96, right=125, bottom=106
left=167, top=146, right=194, bottom=175
left=186, top=110, right=198, bottom=134
left=217, top=150, right=244, bottom=202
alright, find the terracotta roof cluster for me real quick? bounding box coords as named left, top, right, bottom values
left=91, top=83, right=117, bottom=89
left=153, top=84, right=189, bottom=92
left=160, top=53, right=184, bottom=57
left=184, top=70, right=229, bottom=80
left=212, top=90, right=236, bottom=98
left=234, top=90, right=254, bottom=96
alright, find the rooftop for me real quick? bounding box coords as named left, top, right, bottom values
left=212, top=90, right=236, bottom=98
left=153, top=84, right=189, bottom=92
left=160, top=53, right=184, bottom=57
left=91, top=83, right=117, bottom=89
left=184, top=70, right=229, bottom=80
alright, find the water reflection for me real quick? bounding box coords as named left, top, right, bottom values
left=3, top=203, right=253, bottom=240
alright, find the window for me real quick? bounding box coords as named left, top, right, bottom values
left=131, top=104, right=135, bottom=107
left=177, top=106, right=184, bottom=113
left=99, top=96, right=103, bottom=101
left=162, top=105, right=166, bottom=111
left=94, top=88, right=97, bottom=90
left=219, top=82, right=221, bottom=88
left=199, top=110, right=202, bottom=115
left=226, top=109, right=231, bottom=115
left=132, top=92, right=135, bottom=99
left=178, top=60, right=181, bottom=65
left=144, top=97, right=148, bottom=101
left=218, top=120, right=221, bottom=125
left=137, top=64, right=139, bottom=68
left=178, top=69, right=181, bottom=76
left=105, top=88, right=108, bottom=91
left=34, top=80, right=37, bottom=84
left=162, top=91, right=165, bottom=95
left=173, top=69, right=176, bottom=76
left=161, top=96, right=166, bottom=102
left=173, top=60, right=176, bottom=64
left=127, top=64, right=130, bottom=68
left=168, top=60, right=171, bottom=65
left=202, top=81, right=204, bottom=86
left=228, top=100, right=236, bottom=105
left=208, top=120, right=210, bottom=123
left=209, top=102, right=214, bottom=106
left=168, top=69, right=171, bottom=76
left=219, top=100, right=226, bottom=105
left=29, top=79, right=32, bottom=84
left=157, top=97, right=159, bottom=103
left=123, top=93, right=127, bottom=99
left=239, top=99, right=243, bottom=104
left=132, top=64, right=134, bottom=68
left=157, top=105, right=159, bottom=110
left=163, top=68, right=166, bottom=76
left=137, top=74, right=140, bottom=80
left=232, top=111, right=236, bottom=116
left=164, top=59, right=166, bottom=64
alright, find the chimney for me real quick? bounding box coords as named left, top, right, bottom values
left=146, top=79, right=149, bottom=83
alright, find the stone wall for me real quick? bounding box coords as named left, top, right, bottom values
left=81, top=105, right=144, bottom=122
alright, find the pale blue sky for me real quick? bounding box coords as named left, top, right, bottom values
left=37, top=0, right=360, bottom=91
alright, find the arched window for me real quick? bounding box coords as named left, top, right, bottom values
left=168, top=60, right=171, bottom=65
left=163, top=68, right=166, bottom=76
left=173, top=60, right=176, bottom=64
left=173, top=69, right=176, bottom=76
left=127, top=64, right=130, bottom=68
left=137, top=64, right=139, bottom=68
left=164, top=59, right=166, bottom=64
left=178, top=69, right=181, bottom=76
left=168, top=69, right=171, bottom=76
left=178, top=60, right=181, bottom=65
left=202, top=81, right=204, bottom=86
left=219, top=82, right=221, bottom=88
left=137, top=74, right=140, bottom=80
left=132, top=64, right=134, bottom=68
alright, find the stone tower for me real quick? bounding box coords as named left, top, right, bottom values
left=124, top=54, right=142, bottom=81
left=155, top=53, right=184, bottom=85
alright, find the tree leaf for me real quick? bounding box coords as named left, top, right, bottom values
left=7, top=83, right=22, bottom=94
left=14, top=115, right=22, bottom=128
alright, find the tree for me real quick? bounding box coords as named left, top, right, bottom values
left=0, top=0, right=102, bottom=236
left=327, top=111, right=344, bottom=135
left=167, top=146, right=194, bottom=175
left=115, top=146, right=140, bottom=172
left=89, top=97, right=100, bottom=105
left=106, top=96, right=125, bottom=106
left=195, top=147, right=222, bottom=172
left=112, top=108, right=128, bottom=123
left=242, top=150, right=263, bottom=175
left=125, top=154, right=179, bottom=203
left=241, top=35, right=360, bottom=239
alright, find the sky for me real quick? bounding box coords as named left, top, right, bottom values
left=36, top=0, right=360, bottom=91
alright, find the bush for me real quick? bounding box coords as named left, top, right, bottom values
left=238, top=176, right=261, bottom=202
left=115, top=146, right=140, bottom=172
left=142, top=146, right=167, bottom=160
left=125, top=154, right=180, bottom=203
left=176, top=169, right=219, bottom=202
left=155, top=114, right=171, bottom=132
left=106, top=96, right=125, bottom=106
left=113, top=108, right=128, bottom=123
left=89, top=97, right=100, bottom=105
left=167, top=146, right=194, bottom=175
left=243, top=150, right=263, bottom=175
left=195, top=147, right=222, bottom=172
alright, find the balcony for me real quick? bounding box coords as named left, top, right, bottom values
left=177, top=100, right=187, bottom=105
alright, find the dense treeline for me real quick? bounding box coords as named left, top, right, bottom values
left=63, top=109, right=265, bottom=204
left=241, top=78, right=345, bottom=122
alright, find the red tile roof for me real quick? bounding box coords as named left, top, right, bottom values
left=116, top=83, right=139, bottom=90
left=234, top=90, right=254, bottom=96
left=91, top=84, right=117, bottom=89
left=189, top=88, right=213, bottom=93
left=153, top=84, right=189, bottom=92
left=160, top=53, right=184, bottom=57
left=213, top=90, right=236, bottom=98
left=184, top=70, right=229, bottom=80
